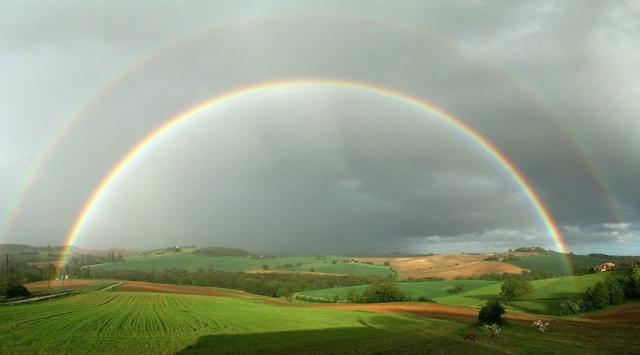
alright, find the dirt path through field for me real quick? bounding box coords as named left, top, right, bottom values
left=25, top=279, right=97, bottom=290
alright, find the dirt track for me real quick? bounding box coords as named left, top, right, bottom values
left=25, top=279, right=97, bottom=290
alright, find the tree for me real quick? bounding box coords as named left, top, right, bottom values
left=624, top=264, right=640, bottom=297
left=261, top=264, right=269, bottom=271
left=584, top=281, right=609, bottom=309
left=606, top=279, right=625, bottom=304
left=478, top=300, right=505, bottom=325
left=360, top=279, right=406, bottom=303
left=500, top=280, right=532, bottom=301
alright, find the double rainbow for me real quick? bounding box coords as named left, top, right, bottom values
left=57, top=78, right=571, bottom=272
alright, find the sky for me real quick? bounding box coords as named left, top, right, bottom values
left=1, top=1, right=638, bottom=255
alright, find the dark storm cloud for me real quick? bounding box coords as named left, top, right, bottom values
left=1, top=1, right=638, bottom=254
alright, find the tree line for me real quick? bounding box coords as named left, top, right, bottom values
left=89, top=268, right=375, bottom=298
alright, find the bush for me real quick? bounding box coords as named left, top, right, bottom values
left=559, top=300, right=581, bottom=315
left=606, top=279, right=625, bottom=305
left=584, top=281, right=609, bottom=309
left=500, top=280, right=532, bottom=301
left=416, top=295, right=434, bottom=302
left=624, top=264, right=640, bottom=297
left=478, top=300, right=505, bottom=325
left=360, top=279, right=406, bottom=303
left=6, top=284, right=31, bottom=298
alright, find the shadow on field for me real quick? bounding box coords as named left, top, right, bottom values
left=176, top=326, right=494, bottom=354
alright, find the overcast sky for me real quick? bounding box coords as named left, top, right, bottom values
left=1, top=1, right=638, bottom=254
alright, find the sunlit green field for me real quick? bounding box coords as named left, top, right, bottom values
left=0, top=291, right=461, bottom=354
left=299, top=273, right=611, bottom=314
left=298, top=279, right=499, bottom=302
left=92, top=249, right=392, bottom=277
left=1, top=289, right=638, bottom=354
left=508, top=252, right=639, bottom=274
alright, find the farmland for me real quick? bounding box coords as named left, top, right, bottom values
left=508, top=252, right=640, bottom=274
left=298, top=272, right=611, bottom=314
left=1, top=284, right=638, bottom=354
left=357, top=254, right=527, bottom=279
left=92, top=248, right=392, bottom=277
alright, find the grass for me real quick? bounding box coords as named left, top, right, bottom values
left=92, top=249, right=392, bottom=277
left=298, top=279, right=499, bottom=302
left=508, top=252, right=638, bottom=274
left=298, top=273, right=612, bottom=314
left=0, top=290, right=462, bottom=354
left=1, top=289, right=638, bottom=354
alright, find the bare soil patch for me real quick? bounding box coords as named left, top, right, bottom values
left=25, top=279, right=97, bottom=291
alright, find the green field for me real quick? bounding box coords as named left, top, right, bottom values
left=92, top=249, right=392, bottom=277
left=508, top=252, right=638, bottom=274
left=298, top=279, right=499, bottom=302
left=299, top=273, right=611, bottom=314
left=1, top=288, right=637, bottom=354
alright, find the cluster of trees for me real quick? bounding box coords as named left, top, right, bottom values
left=0, top=259, right=44, bottom=299
left=193, top=247, right=253, bottom=257
left=89, top=268, right=373, bottom=298
left=512, top=247, right=549, bottom=253
left=561, top=263, right=640, bottom=315
left=483, top=254, right=521, bottom=262
left=500, top=279, right=533, bottom=301
left=347, top=278, right=406, bottom=303
left=446, top=284, right=465, bottom=294
left=478, top=300, right=505, bottom=325
left=458, top=270, right=563, bottom=282
left=404, top=276, right=445, bottom=282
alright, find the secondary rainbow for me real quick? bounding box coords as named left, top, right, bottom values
left=4, top=14, right=620, bottom=247
left=58, top=78, right=571, bottom=271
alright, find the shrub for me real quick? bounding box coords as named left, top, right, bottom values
left=6, top=284, right=31, bottom=298
left=559, top=300, right=581, bottom=315
left=360, top=279, right=406, bottom=303
left=500, top=280, right=532, bottom=301
left=584, top=281, right=609, bottom=309
left=416, top=296, right=434, bottom=302
left=606, top=279, right=625, bottom=305
left=478, top=300, right=505, bottom=325
left=624, top=264, right=640, bottom=297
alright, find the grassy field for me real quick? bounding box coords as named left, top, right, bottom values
left=92, top=249, right=392, bottom=277
left=298, top=279, right=499, bottom=302
left=1, top=288, right=638, bottom=354
left=508, top=252, right=638, bottom=274
left=298, top=273, right=611, bottom=314
left=0, top=290, right=466, bottom=354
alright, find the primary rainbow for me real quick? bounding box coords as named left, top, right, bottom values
left=4, top=14, right=620, bottom=251
left=57, top=78, right=571, bottom=271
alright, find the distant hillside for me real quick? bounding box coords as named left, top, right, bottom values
left=91, top=248, right=393, bottom=277
left=0, top=244, right=137, bottom=265
left=506, top=250, right=640, bottom=274
left=193, top=246, right=254, bottom=257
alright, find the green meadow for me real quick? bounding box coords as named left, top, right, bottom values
left=1, top=289, right=637, bottom=354
left=92, top=248, right=392, bottom=277
left=508, top=252, right=639, bottom=274
left=298, top=272, right=611, bottom=314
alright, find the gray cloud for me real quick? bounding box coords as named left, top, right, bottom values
left=1, top=1, right=638, bottom=254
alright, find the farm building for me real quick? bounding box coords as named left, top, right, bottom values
left=596, top=262, right=615, bottom=272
